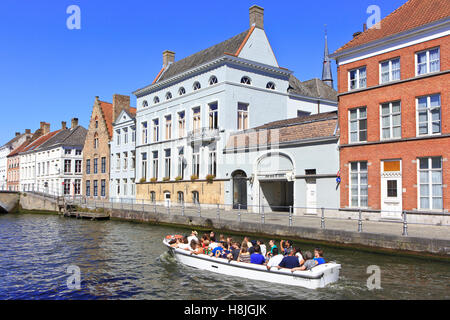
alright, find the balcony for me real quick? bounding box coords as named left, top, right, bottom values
left=187, top=127, right=220, bottom=145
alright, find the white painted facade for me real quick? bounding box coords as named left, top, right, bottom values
left=0, top=146, right=12, bottom=190
left=109, top=110, right=137, bottom=202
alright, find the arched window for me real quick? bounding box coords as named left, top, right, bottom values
left=154, top=96, right=160, bottom=104
left=93, top=133, right=99, bottom=149
left=192, top=191, right=199, bottom=204
left=165, top=92, right=172, bottom=100
left=266, top=82, right=276, bottom=90
left=177, top=191, right=184, bottom=203
left=178, top=87, right=186, bottom=96
left=240, top=76, right=251, bottom=85
left=193, top=81, right=201, bottom=91
left=209, top=75, right=218, bottom=85
left=142, top=100, right=148, bottom=107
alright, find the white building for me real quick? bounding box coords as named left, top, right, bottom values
left=0, top=130, right=32, bottom=190
left=19, top=119, right=87, bottom=197
left=110, top=108, right=137, bottom=202
left=132, top=6, right=337, bottom=205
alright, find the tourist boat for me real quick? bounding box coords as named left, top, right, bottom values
left=163, top=237, right=341, bottom=289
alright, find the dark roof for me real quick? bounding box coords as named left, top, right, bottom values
left=334, top=0, right=450, bottom=54
left=288, top=75, right=337, bottom=101
left=20, top=130, right=61, bottom=154
left=226, top=111, right=338, bottom=149
left=2, top=132, right=31, bottom=149
left=36, top=126, right=87, bottom=151
left=156, top=29, right=251, bottom=83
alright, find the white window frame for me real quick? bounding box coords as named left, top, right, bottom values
left=165, top=114, right=172, bottom=140
left=152, top=151, right=159, bottom=179
left=380, top=101, right=401, bottom=140
left=348, top=66, right=367, bottom=90
left=349, top=161, right=368, bottom=208
left=415, top=47, right=440, bottom=76
left=237, top=103, right=249, bottom=131
left=164, top=149, right=171, bottom=178
left=153, top=118, right=160, bottom=142
left=416, top=94, right=441, bottom=137
left=178, top=111, right=185, bottom=138
left=379, top=58, right=400, bottom=84
left=417, top=157, right=443, bottom=210
left=348, top=107, right=367, bottom=143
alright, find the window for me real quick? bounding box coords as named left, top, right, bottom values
left=116, top=153, right=121, bottom=170
left=142, top=122, right=148, bottom=144
left=192, top=191, right=199, bottom=204
left=150, top=191, right=156, bottom=202
left=164, top=149, right=171, bottom=178
left=123, top=128, right=128, bottom=144
left=131, top=179, right=135, bottom=195
left=178, top=148, right=185, bottom=179
left=380, top=58, right=400, bottom=83
left=86, top=180, right=90, bottom=196
left=209, top=102, right=218, bottom=129
left=349, top=66, right=366, bottom=90
left=93, top=134, right=99, bottom=149
left=178, top=111, right=185, bottom=138
left=387, top=180, right=397, bottom=198
left=116, top=129, right=121, bottom=146
left=153, top=119, right=159, bottom=142
left=240, top=76, right=251, bottom=85
left=152, top=151, right=158, bottom=179
left=64, top=160, right=71, bottom=173
left=208, top=151, right=217, bottom=176
left=123, top=152, right=128, bottom=170
left=266, top=82, right=275, bottom=90
left=95, top=120, right=98, bottom=129
left=165, top=115, right=172, bottom=140
left=131, top=126, right=136, bottom=142
left=237, top=103, right=249, bottom=130
left=209, top=75, right=218, bottom=85
left=418, top=157, right=442, bottom=210
left=93, top=180, right=98, bottom=197
left=101, top=157, right=106, bottom=173
left=349, top=161, right=368, bottom=207
left=142, top=100, right=148, bottom=108
left=417, top=94, right=441, bottom=136
left=101, top=180, right=106, bottom=197
left=131, top=151, right=136, bottom=169
left=166, top=92, right=172, bottom=100
left=123, top=179, right=127, bottom=196
left=142, top=152, right=147, bottom=180
left=65, top=149, right=71, bottom=155
left=349, top=107, right=367, bottom=143
left=380, top=101, right=401, bottom=140
left=192, top=152, right=200, bottom=177
left=74, top=179, right=81, bottom=195
left=116, top=179, right=120, bottom=195
left=193, top=81, right=201, bottom=91
left=154, top=96, right=160, bottom=104
left=64, top=179, right=71, bottom=195
left=177, top=191, right=184, bottom=203
left=192, top=107, right=201, bottom=132
left=416, top=47, right=440, bottom=76
left=76, top=150, right=82, bottom=156
left=75, top=160, right=82, bottom=174
left=86, top=159, right=90, bottom=174
left=93, top=158, right=98, bottom=174
left=297, top=110, right=311, bottom=118
left=178, top=87, right=186, bottom=96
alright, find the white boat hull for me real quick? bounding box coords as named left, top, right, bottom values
left=164, top=240, right=341, bottom=289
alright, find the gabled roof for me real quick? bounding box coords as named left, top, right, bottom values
left=154, top=28, right=253, bottom=83
left=99, top=100, right=114, bottom=138
left=7, top=129, right=42, bottom=157
left=20, top=130, right=61, bottom=154
left=334, top=0, right=450, bottom=54
left=226, top=111, right=338, bottom=149
left=36, top=126, right=88, bottom=152
left=113, top=108, right=137, bottom=125
left=288, top=75, right=337, bottom=102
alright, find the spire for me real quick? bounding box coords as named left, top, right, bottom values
left=322, top=25, right=333, bottom=88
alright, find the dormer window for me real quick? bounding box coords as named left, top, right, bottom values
left=193, top=81, right=201, bottom=91
left=241, top=76, right=251, bottom=85
left=209, top=76, right=218, bottom=85
left=178, top=87, right=186, bottom=96
left=266, top=82, right=275, bottom=90
left=166, top=92, right=172, bottom=100
left=154, top=96, right=160, bottom=104
left=142, top=100, right=148, bottom=108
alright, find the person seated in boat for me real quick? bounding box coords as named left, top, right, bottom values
left=250, top=245, right=266, bottom=265
left=280, top=240, right=293, bottom=256
left=290, top=251, right=316, bottom=272
left=243, top=236, right=252, bottom=249
left=277, top=248, right=300, bottom=270
left=226, top=236, right=233, bottom=248
left=237, top=246, right=251, bottom=263
left=266, top=247, right=284, bottom=270
left=227, top=242, right=241, bottom=261
left=267, top=240, right=277, bottom=258
left=210, top=241, right=224, bottom=257
left=248, top=240, right=257, bottom=254
left=219, top=234, right=226, bottom=242
left=209, top=231, right=216, bottom=242
left=219, top=242, right=231, bottom=259
left=313, top=248, right=326, bottom=265
left=203, top=240, right=212, bottom=255
left=190, top=241, right=204, bottom=255
left=171, top=236, right=191, bottom=251
left=209, top=235, right=219, bottom=249
left=295, top=247, right=305, bottom=266
left=257, top=240, right=267, bottom=257
left=187, top=230, right=199, bottom=244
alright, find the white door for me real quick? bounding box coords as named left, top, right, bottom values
left=306, top=178, right=317, bottom=214
left=381, top=160, right=402, bottom=219
left=164, top=192, right=171, bottom=207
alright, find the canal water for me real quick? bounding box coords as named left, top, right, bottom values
left=0, top=213, right=448, bottom=300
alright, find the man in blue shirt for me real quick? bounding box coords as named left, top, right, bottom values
left=250, top=245, right=266, bottom=265
left=210, top=242, right=224, bottom=257
left=277, top=248, right=300, bottom=269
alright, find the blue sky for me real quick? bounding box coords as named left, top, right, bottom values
left=0, top=0, right=407, bottom=145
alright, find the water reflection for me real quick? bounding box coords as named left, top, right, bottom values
left=0, top=214, right=448, bottom=300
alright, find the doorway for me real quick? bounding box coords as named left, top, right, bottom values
left=381, top=160, right=402, bottom=219
left=232, top=170, right=247, bottom=209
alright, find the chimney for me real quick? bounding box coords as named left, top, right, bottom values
left=112, top=94, right=131, bottom=123
left=71, top=118, right=78, bottom=129
left=62, top=121, right=67, bottom=130
left=163, top=50, right=175, bottom=67
left=363, top=23, right=367, bottom=32
left=249, top=5, right=264, bottom=29
left=42, top=123, right=50, bottom=135
left=15, top=132, right=20, bottom=137
left=25, top=129, right=31, bottom=134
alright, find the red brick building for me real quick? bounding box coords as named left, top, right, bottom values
left=330, top=0, right=449, bottom=218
